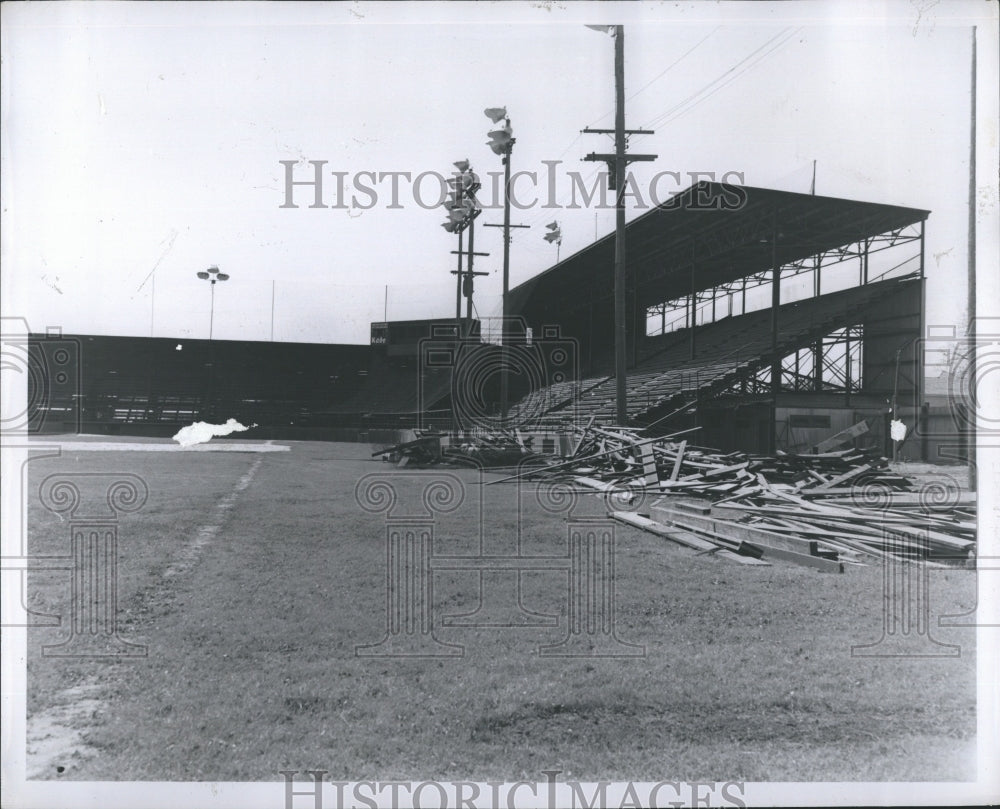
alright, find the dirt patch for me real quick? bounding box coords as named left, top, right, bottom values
left=26, top=682, right=106, bottom=779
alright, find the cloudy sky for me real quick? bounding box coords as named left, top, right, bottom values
left=2, top=1, right=996, bottom=345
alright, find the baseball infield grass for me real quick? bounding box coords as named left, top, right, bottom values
left=25, top=440, right=976, bottom=782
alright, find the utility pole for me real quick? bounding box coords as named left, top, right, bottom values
left=450, top=213, right=489, bottom=325
left=442, top=163, right=486, bottom=330
left=967, top=26, right=977, bottom=492
left=465, top=217, right=485, bottom=321
left=583, top=25, right=656, bottom=427
left=770, top=233, right=781, bottom=453
left=455, top=218, right=465, bottom=319
left=498, top=138, right=513, bottom=424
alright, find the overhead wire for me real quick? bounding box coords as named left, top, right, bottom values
left=482, top=27, right=804, bottom=290
left=520, top=29, right=793, bottom=236
left=644, top=27, right=801, bottom=130
left=511, top=28, right=720, bottom=233
left=586, top=26, right=722, bottom=128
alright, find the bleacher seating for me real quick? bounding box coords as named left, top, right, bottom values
left=510, top=275, right=919, bottom=427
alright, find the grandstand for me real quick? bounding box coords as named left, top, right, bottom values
left=510, top=273, right=922, bottom=451
left=28, top=180, right=953, bottom=459
left=505, top=181, right=930, bottom=456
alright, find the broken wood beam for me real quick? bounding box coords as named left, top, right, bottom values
left=608, top=511, right=770, bottom=566
left=670, top=440, right=687, bottom=482
left=650, top=503, right=844, bottom=573
left=814, top=419, right=870, bottom=453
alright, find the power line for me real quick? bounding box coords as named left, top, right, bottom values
left=499, top=28, right=803, bottom=286
left=652, top=28, right=802, bottom=130
left=629, top=26, right=722, bottom=104
left=509, top=28, right=721, bottom=237
left=644, top=27, right=798, bottom=130
left=521, top=29, right=799, bottom=236
left=643, top=27, right=793, bottom=128
left=587, top=26, right=721, bottom=128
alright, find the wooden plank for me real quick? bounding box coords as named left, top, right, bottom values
left=815, top=419, right=870, bottom=453
left=608, top=512, right=770, bottom=566
left=713, top=485, right=760, bottom=504
left=727, top=506, right=975, bottom=552
left=814, top=463, right=872, bottom=490
left=740, top=541, right=845, bottom=572
left=815, top=492, right=977, bottom=507
left=592, top=426, right=637, bottom=442
left=574, top=476, right=636, bottom=502
left=486, top=425, right=703, bottom=485
left=670, top=440, right=687, bottom=482
left=650, top=504, right=844, bottom=572
left=658, top=480, right=716, bottom=490
left=702, top=461, right=750, bottom=478
left=638, top=442, right=659, bottom=487
left=733, top=493, right=976, bottom=548
left=649, top=510, right=842, bottom=571
left=676, top=501, right=712, bottom=515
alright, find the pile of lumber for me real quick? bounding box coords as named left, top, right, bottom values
left=373, top=432, right=446, bottom=467
left=715, top=484, right=975, bottom=564
left=445, top=430, right=543, bottom=467
left=373, top=429, right=549, bottom=468
left=492, top=421, right=975, bottom=566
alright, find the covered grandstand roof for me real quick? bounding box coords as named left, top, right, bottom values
left=508, top=181, right=929, bottom=318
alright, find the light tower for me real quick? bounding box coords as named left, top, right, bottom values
left=196, top=265, right=230, bottom=340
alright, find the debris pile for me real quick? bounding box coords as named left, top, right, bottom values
left=493, top=422, right=975, bottom=569
left=373, top=432, right=447, bottom=467
left=373, top=429, right=547, bottom=468
left=714, top=480, right=975, bottom=565
left=373, top=422, right=974, bottom=569
left=514, top=424, right=906, bottom=495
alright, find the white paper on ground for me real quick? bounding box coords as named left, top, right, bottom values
left=172, top=418, right=251, bottom=447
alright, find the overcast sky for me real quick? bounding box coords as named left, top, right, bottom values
left=2, top=1, right=997, bottom=346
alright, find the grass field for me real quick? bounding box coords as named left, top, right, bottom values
left=24, top=439, right=977, bottom=783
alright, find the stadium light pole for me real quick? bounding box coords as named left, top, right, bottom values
left=443, top=163, right=487, bottom=327
left=485, top=108, right=515, bottom=425
left=196, top=266, right=230, bottom=340
left=543, top=221, right=563, bottom=262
